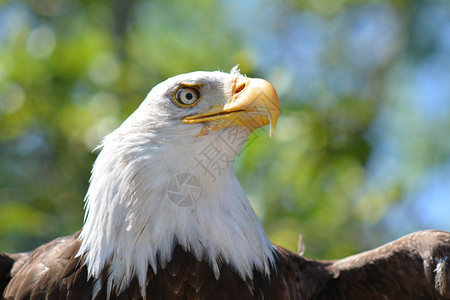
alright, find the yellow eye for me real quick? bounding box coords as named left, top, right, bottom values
left=173, top=87, right=200, bottom=107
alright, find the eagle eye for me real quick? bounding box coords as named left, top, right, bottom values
left=173, top=87, right=200, bottom=107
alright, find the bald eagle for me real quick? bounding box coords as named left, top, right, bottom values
left=1, top=68, right=449, bottom=299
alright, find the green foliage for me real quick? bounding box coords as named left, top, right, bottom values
left=0, top=0, right=449, bottom=258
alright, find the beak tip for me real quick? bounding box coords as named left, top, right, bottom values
left=269, top=122, right=275, bottom=138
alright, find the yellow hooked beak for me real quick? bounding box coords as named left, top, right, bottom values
left=182, top=77, right=279, bottom=137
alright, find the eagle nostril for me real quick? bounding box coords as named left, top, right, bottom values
left=235, top=82, right=246, bottom=94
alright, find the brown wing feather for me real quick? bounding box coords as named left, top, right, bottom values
left=3, top=231, right=93, bottom=300
left=0, top=251, right=29, bottom=294
left=273, top=246, right=332, bottom=299
left=0, top=253, right=14, bottom=293
left=312, top=230, right=450, bottom=299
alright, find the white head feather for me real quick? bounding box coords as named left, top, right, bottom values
left=77, top=69, right=275, bottom=296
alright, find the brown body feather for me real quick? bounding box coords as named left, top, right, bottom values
left=1, top=230, right=449, bottom=299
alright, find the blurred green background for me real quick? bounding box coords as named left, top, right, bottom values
left=0, top=0, right=449, bottom=259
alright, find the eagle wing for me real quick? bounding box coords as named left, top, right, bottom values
left=2, top=232, right=95, bottom=300
left=311, top=230, right=450, bottom=299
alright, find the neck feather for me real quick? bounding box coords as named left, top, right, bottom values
left=77, top=128, right=275, bottom=295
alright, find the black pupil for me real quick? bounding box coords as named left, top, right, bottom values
left=185, top=92, right=193, bottom=100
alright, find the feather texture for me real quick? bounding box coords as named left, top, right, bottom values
left=2, top=230, right=449, bottom=299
